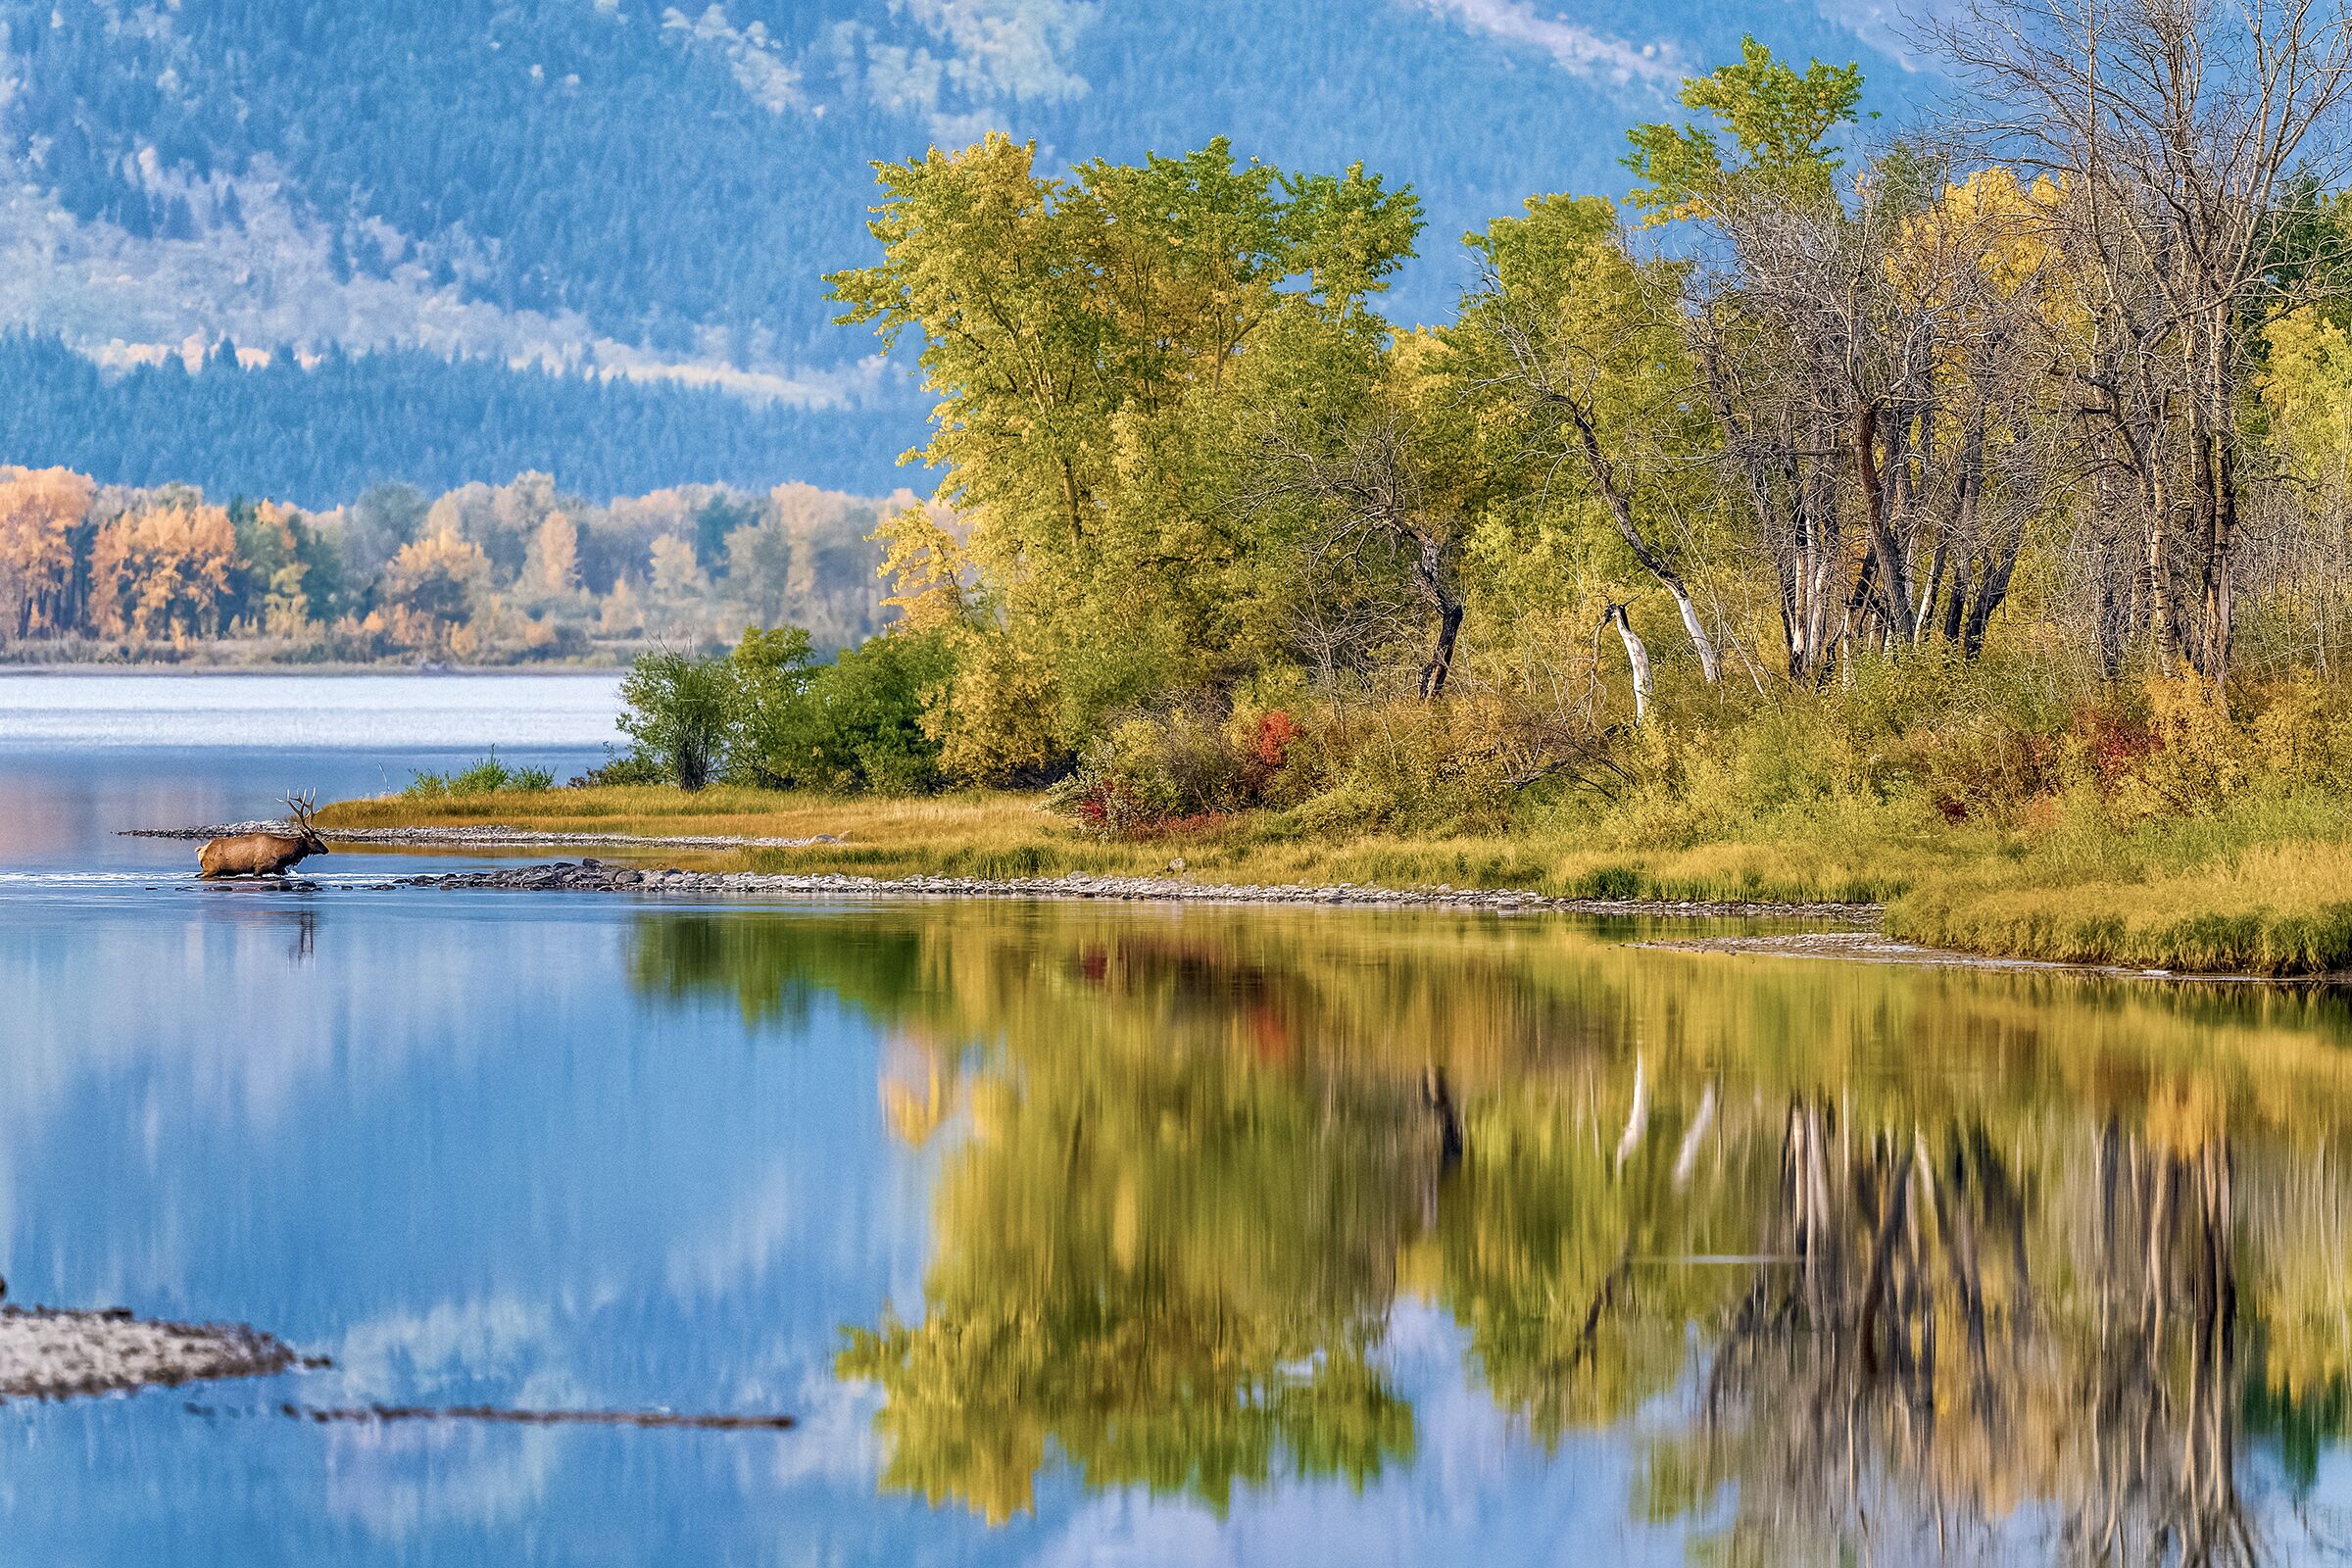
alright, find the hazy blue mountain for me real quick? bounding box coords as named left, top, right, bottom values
left=0, top=0, right=1926, bottom=501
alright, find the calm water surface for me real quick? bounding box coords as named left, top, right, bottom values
left=4, top=673, right=2352, bottom=1565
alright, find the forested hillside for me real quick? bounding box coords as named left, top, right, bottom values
left=0, top=0, right=1912, bottom=499
left=0, top=334, right=904, bottom=506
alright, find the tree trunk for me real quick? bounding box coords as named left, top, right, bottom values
left=2201, top=429, right=2235, bottom=684
left=1851, top=403, right=1917, bottom=644
left=1569, top=412, right=1720, bottom=681
left=1917, top=538, right=1949, bottom=643
left=1411, top=529, right=1463, bottom=700
left=1419, top=598, right=1463, bottom=700
left=1803, top=458, right=1842, bottom=682
left=1606, top=603, right=1653, bottom=725
left=1961, top=548, right=2018, bottom=658
left=1922, top=407, right=1984, bottom=645
left=2144, top=455, right=2177, bottom=669
left=1842, top=545, right=1881, bottom=661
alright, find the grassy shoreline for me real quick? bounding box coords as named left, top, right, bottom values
left=319, top=783, right=2352, bottom=976
left=319, top=786, right=1933, bottom=902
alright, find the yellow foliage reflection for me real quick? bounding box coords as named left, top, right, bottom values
left=631, top=905, right=2352, bottom=1549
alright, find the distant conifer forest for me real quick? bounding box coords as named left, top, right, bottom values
left=0, top=333, right=910, bottom=508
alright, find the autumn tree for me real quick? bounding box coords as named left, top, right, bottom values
left=1934, top=0, right=2352, bottom=680
left=87, top=497, right=238, bottom=641
left=521, top=510, right=584, bottom=602
left=380, top=525, right=491, bottom=655
left=224, top=499, right=335, bottom=638
left=644, top=531, right=717, bottom=645
left=1615, top=41, right=2068, bottom=677
left=1623, top=39, right=1886, bottom=677
left=1454, top=195, right=1724, bottom=682
left=0, top=465, right=94, bottom=639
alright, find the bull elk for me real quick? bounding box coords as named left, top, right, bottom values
left=198, top=791, right=329, bottom=879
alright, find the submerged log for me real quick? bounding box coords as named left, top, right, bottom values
left=279, top=1402, right=798, bottom=1431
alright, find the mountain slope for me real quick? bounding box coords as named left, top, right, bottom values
left=0, top=0, right=1924, bottom=499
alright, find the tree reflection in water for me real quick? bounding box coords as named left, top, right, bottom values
left=630, top=905, right=2352, bottom=1557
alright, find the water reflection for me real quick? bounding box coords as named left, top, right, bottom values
left=635, top=906, right=2352, bottom=1559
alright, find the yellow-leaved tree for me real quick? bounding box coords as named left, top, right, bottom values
left=88, top=498, right=238, bottom=642
left=380, top=525, right=491, bottom=655
left=0, top=466, right=95, bottom=639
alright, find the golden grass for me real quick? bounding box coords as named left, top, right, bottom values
left=320, top=786, right=1938, bottom=904
left=322, top=785, right=1047, bottom=844
left=1889, top=840, right=2352, bottom=975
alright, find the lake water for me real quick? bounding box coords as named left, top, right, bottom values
left=5, top=672, right=2352, bottom=1565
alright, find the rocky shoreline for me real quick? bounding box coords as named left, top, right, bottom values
left=0, top=1305, right=304, bottom=1400
left=127, top=822, right=845, bottom=851
left=367, top=860, right=1883, bottom=921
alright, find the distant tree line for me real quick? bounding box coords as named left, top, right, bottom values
left=0, top=465, right=905, bottom=663
left=0, top=333, right=910, bottom=508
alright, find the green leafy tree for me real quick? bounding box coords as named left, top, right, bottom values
left=615, top=645, right=739, bottom=790
left=829, top=134, right=1421, bottom=747
left=1451, top=194, right=1724, bottom=682
left=738, top=630, right=953, bottom=793
left=1624, top=36, right=1863, bottom=222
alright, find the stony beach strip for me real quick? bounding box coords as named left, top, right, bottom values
left=127, top=822, right=845, bottom=851
left=371, top=860, right=1883, bottom=921
left=0, top=1305, right=301, bottom=1400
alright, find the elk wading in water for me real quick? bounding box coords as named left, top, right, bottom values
left=198, top=791, right=328, bottom=879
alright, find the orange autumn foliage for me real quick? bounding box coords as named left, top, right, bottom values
left=0, top=466, right=96, bottom=637
left=87, top=499, right=238, bottom=640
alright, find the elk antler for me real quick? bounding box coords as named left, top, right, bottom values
left=282, top=789, right=318, bottom=829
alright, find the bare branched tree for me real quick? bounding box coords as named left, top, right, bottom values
left=1686, top=144, right=2060, bottom=673
left=1931, top=0, right=2352, bottom=680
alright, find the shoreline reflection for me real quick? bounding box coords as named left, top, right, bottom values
left=634, top=905, right=2352, bottom=1559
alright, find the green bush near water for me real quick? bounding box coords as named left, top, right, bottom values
left=611, top=625, right=951, bottom=795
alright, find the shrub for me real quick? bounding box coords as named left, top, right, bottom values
left=2111, top=675, right=2248, bottom=819
left=738, top=629, right=951, bottom=793
left=2251, top=674, right=2352, bottom=785
left=930, top=628, right=1068, bottom=788
left=1296, top=698, right=1522, bottom=834
left=1905, top=711, right=2061, bottom=823
left=1049, top=701, right=1308, bottom=838
left=611, top=625, right=953, bottom=796
left=573, top=745, right=667, bottom=787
